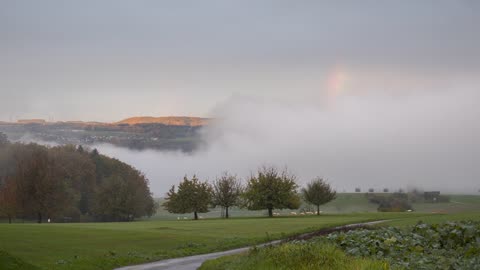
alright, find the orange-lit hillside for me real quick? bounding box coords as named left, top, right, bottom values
left=116, top=116, right=211, bottom=126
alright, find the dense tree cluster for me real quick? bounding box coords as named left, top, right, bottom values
left=0, top=134, right=156, bottom=223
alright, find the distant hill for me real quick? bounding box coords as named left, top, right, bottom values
left=0, top=115, right=210, bottom=152
left=0, top=116, right=211, bottom=127
left=116, top=116, right=211, bottom=126
left=17, top=119, right=47, bottom=124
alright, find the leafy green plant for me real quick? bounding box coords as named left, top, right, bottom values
left=327, top=221, right=480, bottom=270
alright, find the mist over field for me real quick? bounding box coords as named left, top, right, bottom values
left=91, top=87, right=479, bottom=197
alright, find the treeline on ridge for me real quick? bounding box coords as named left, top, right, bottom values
left=0, top=133, right=156, bottom=223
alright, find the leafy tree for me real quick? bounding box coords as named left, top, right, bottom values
left=243, top=166, right=300, bottom=217
left=163, top=175, right=212, bottom=220
left=0, top=177, right=18, bottom=223
left=14, top=144, right=71, bottom=223
left=301, top=177, right=336, bottom=215
left=211, top=172, right=243, bottom=218
left=92, top=167, right=156, bottom=221
left=0, top=143, right=156, bottom=223
left=0, top=132, right=8, bottom=147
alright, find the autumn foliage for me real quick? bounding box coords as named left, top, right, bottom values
left=0, top=135, right=156, bottom=223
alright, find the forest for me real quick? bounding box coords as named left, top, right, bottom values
left=0, top=133, right=156, bottom=223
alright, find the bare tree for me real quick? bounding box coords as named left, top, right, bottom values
left=211, top=172, right=243, bottom=218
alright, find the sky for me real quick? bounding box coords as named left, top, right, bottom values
left=2, top=1, right=480, bottom=194
left=1, top=0, right=479, bottom=121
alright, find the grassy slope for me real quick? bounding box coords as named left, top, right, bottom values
left=0, top=213, right=426, bottom=270
left=151, top=194, right=480, bottom=220
left=320, top=193, right=480, bottom=214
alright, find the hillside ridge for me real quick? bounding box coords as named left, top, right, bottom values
left=1, top=116, right=211, bottom=127
left=116, top=116, right=211, bottom=126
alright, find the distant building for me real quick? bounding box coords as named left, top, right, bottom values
left=424, top=191, right=441, bottom=203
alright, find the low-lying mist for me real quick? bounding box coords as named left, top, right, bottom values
left=92, top=88, right=479, bottom=197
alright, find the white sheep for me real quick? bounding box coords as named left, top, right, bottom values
left=290, top=212, right=297, bottom=215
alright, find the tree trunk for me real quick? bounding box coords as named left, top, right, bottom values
left=317, top=205, right=320, bottom=216
left=194, top=211, right=198, bottom=220
left=225, top=207, right=229, bottom=219
left=8, top=216, right=12, bottom=224
left=37, top=212, right=42, bottom=224
left=268, top=208, right=273, bottom=217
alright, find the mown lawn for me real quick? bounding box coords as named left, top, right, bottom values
left=1, top=203, right=479, bottom=270
left=0, top=212, right=431, bottom=270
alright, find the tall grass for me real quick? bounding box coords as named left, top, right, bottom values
left=199, top=243, right=391, bottom=270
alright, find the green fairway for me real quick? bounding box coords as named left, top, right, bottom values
left=0, top=212, right=434, bottom=270
left=1, top=194, right=479, bottom=270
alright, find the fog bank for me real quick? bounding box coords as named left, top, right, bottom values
left=93, top=88, right=479, bottom=196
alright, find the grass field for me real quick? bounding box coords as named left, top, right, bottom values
left=149, top=193, right=480, bottom=221
left=0, top=212, right=446, bottom=270
left=1, top=194, right=479, bottom=270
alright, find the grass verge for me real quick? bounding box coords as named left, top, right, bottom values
left=199, top=243, right=391, bottom=270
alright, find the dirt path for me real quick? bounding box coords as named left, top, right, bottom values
left=115, top=220, right=387, bottom=270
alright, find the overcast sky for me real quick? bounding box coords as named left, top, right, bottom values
left=1, top=0, right=479, bottom=121
left=2, top=1, right=480, bottom=193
